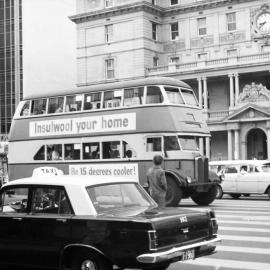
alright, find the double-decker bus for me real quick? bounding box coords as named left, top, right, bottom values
left=8, top=77, right=217, bottom=206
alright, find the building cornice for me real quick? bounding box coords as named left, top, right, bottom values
left=69, top=0, right=257, bottom=24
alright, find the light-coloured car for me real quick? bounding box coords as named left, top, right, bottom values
left=209, top=160, right=270, bottom=199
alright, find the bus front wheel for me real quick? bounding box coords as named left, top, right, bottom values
left=191, top=185, right=217, bottom=206
left=165, top=176, right=183, bottom=206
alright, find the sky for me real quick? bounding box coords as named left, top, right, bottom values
left=22, top=0, right=77, bottom=98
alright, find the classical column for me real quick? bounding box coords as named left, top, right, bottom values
left=228, top=74, right=234, bottom=107
left=205, top=137, right=210, bottom=159
left=197, top=77, right=203, bottom=109
left=234, top=73, right=239, bottom=105
left=199, top=138, right=204, bottom=156
left=234, top=130, right=240, bottom=160
left=267, top=129, right=270, bottom=159
left=203, top=77, right=208, bottom=109
left=227, top=130, right=233, bottom=160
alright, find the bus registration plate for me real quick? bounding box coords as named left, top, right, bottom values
left=181, top=249, right=195, bottom=261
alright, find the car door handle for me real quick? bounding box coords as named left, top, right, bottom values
left=13, top=217, right=23, bottom=221
left=56, top=218, right=67, bottom=223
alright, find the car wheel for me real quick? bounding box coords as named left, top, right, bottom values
left=191, top=185, right=217, bottom=206
left=267, top=188, right=270, bottom=199
left=230, top=194, right=241, bottom=199
left=216, top=185, right=223, bottom=199
left=71, top=251, right=112, bottom=270
left=165, top=176, right=183, bottom=206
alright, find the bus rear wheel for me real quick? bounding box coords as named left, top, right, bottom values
left=191, top=185, right=217, bottom=206
left=165, top=176, right=183, bottom=206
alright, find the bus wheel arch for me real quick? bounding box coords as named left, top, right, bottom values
left=165, top=173, right=184, bottom=207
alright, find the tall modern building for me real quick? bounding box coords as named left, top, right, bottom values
left=70, top=0, right=270, bottom=161
left=0, top=0, right=22, bottom=143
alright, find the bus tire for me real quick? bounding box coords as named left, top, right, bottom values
left=216, top=185, right=223, bottom=199
left=230, top=193, right=241, bottom=199
left=266, top=187, right=270, bottom=199
left=191, top=185, right=217, bottom=206
left=165, top=176, right=183, bottom=206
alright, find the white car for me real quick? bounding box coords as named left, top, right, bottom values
left=209, top=160, right=270, bottom=199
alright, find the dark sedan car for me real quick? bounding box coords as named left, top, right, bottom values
left=0, top=175, right=220, bottom=270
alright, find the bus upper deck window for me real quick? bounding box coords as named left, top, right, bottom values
left=31, top=99, right=47, bottom=115
left=84, top=92, right=102, bottom=110
left=164, top=87, right=184, bottom=104
left=65, top=95, right=83, bottom=112
left=20, top=101, right=30, bottom=116
left=146, top=137, right=161, bottom=152
left=123, top=87, right=144, bottom=106
left=104, top=90, right=122, bottom=108
left=164, top=136, right=180, bottom=151
left=48, top=97, right=64, bottom=114
left=181, top=89, right=198, bottom=106
left=146, top=86, right=163, bottom=104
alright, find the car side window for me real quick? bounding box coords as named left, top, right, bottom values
left=225, top=166, right=238, bottom=174
left=31, top=187, right=72, bottom=215
left=0, top=187, right=29, bottom=214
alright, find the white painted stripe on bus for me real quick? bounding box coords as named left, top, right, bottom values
left=219, top=226, right=270, bottom=233
left=219, top=220, right=270, bottom=226
left=216, top=214, right=270, bottom=220
left=220, top=234, right=270, bottom=242
left=181, top=258, right=270, bottom=270
left=217, top=245, right=270, bottom=255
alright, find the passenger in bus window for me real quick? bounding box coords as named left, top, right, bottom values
left=20, top=101, right=30, bottom=116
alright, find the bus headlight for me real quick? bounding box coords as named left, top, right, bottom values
left=186, top=176, right=192, bottom=183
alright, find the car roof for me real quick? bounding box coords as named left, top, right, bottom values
left=209, top=160, right=270, bottom=166
left=4, top=175, right=137, bottom=188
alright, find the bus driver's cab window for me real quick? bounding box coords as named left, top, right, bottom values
left=146, top=137, right=162, bottom=152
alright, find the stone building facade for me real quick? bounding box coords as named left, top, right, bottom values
left=70, top=0, right=270, bottom=160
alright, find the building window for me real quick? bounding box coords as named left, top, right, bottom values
left=197, top=52, right=208, bottom=61
left=227, top=49, right=237, bottom=58
left=198, top=17, right=207, bottom=36
left=152, top=22, right=157, bottom=40
left=105, top=0, right=113, bottom=8
left=170, top=22, right=179, bottom=40
left=171, top=0, right=178, bottom=5
left=153, top=57, right=159, bottom=67
left=227, top=12, right=236, bottom=32
left=170, top=56, right=180, bottom=64
left=105, top=58, right=115, bottom=79
left=105, top=24, right=113, bottom=43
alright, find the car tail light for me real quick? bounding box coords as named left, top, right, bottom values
left=148, top=230, right=157, bottom=250
left=208, top=210, right=218, bottom=235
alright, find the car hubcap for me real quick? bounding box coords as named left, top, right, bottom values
left=81, top=259, right=96, bottom=270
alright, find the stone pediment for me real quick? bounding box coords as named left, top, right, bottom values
left=238, top=83, right=270, bottom=104
left=226, top=104, right=270, bottom=121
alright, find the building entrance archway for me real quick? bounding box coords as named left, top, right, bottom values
left=246, top=128, right=267, bottom=160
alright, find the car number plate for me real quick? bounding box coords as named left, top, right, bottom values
left=181, top=249, right=195, bottom=261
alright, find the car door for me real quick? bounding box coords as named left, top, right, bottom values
left=0, top=186, right=29, bottom=265
left=222, top=165, right=239, bottom=193
left=237, top=164, right=258, bottom=194
left=22, top=186, right=73, bottom=268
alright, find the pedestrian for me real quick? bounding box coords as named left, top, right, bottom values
left=146, top=154, right=167, bottom=207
